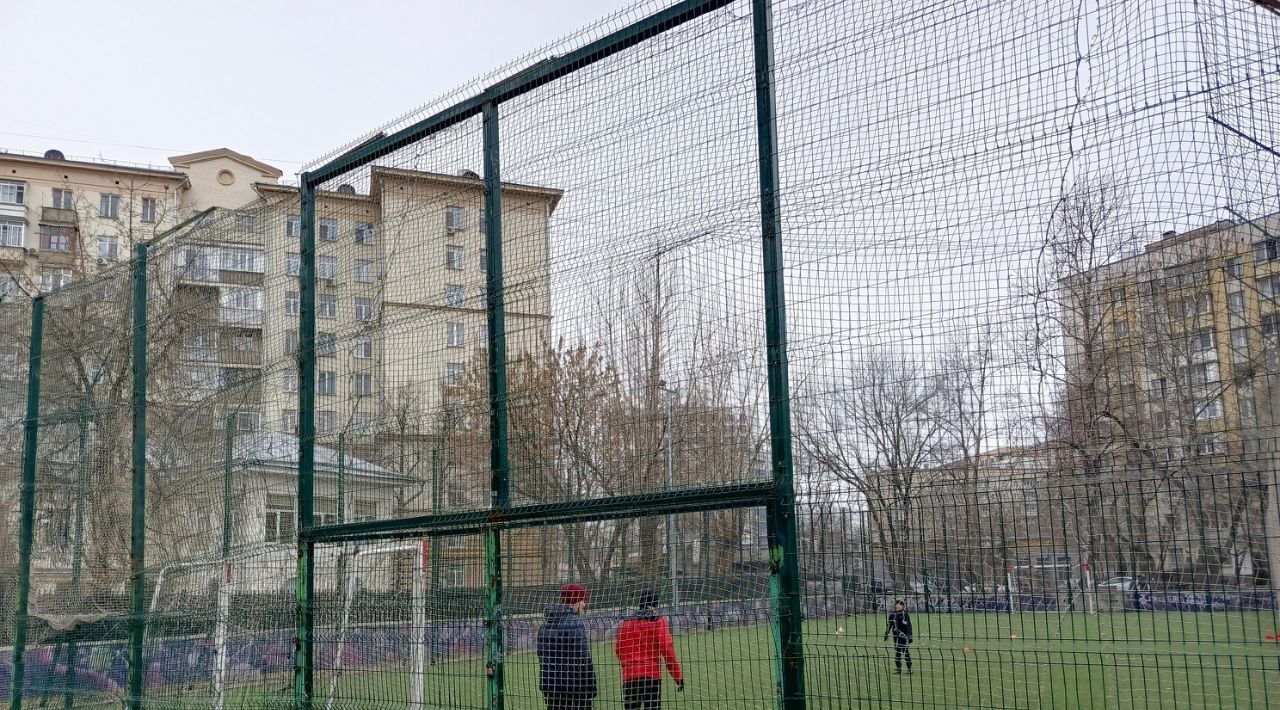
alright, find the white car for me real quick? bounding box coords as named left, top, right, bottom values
left=1097, top=576, right=1148, bottom=591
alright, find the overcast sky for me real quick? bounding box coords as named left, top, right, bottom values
left=0, top=0, right=634, bottom=180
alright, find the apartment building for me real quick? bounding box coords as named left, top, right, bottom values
left=1068, top=214, right=1280, bottom=588
left=0, top=147, right=562, bottom=590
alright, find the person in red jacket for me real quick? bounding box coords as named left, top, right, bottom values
left=613, top=588, right=684, bottom=709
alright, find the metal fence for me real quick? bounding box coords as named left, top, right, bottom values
left=4, top=0, right=1280, bottom=708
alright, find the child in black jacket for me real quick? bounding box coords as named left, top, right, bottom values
left=883, top=599, right=913, bottom=675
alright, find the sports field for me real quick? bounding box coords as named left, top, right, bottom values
left=135, top=612, right=1280, bottom=709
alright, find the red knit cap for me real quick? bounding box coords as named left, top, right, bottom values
left=561, top=584, right=588, bottom=605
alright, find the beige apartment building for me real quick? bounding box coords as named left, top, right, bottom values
left=1069, top=214, right=1280, bottom=589
left=0, top=147, right=561, bottom=591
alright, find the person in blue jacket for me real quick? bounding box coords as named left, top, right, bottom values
left=537, top=584, right=597, bottom=709
left=884, top=599, right=914, bottom=675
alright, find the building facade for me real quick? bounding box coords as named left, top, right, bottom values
left=0, top=147, right=561, bottom=592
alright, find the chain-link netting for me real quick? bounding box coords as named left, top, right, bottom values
left=5, top=0, right=1280, bottom=708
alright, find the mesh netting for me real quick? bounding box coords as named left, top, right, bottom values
left=5, top=0, right=1280, bottom=708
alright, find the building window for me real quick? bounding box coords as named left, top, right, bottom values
left=445, top=284, right=465, bottom=308
left=479, top=248, right=488, bottom=274
left=1259, top=274, right=1280, bottom=299
left=1228, top=291, right=1246, bottom=314
left=353, top=413, right=374, bottom=437
left=286, top=215, right=301, bottom=238
left=318, top=256, right=338, bottom=280
left=99, top=193, right=120, bottom=219
left=1231, top=326, right=1250, bottom=357
left=1193, top=329, right=1215, bottom=355
left=235, top=213, right=259, bottom=234
left=183, top=330, right=218, bottom=361
left=445, top=362, right=465, bottom=386
left=354, top=336, right=373, bottom=359
left=1225, top=257, right=1244, bottom=279
left=1112, top=319, right=1128, bottom=339
left=445, top=244, right=465, bottom=270
left=282, top=409, right=298, bottom=433
left=41, top=268, right=73, bottom=292
left=49, top=188, right=73, bottom=210
left=316, top=498, right=338, bottom=527
left=354, top=373, right=373, bottom=397
left=283, top=371, right=298, bottom=393
left=39, top=225, right=73, bottom=252
left=317, top=410, right=337, bottom=434
left=352, top=499, right=376, bottom=521
left=447, top=322, right=465, bottom=348
left=442, top=564, right=465, bottom=589
left=285, top=331, right=299, bottom=357
left=233, top=410, right=261, bottom=431
left=1194, top=396, right=1223, bottom=421
left=1110, top=290, right=1125, bottom=309
left=318, top=332, right=337, bottom=358
left=1191, top=433, right=1223, bottom=457
left=354, top=297, right=374, bottom=321
left=1238, top=383, right=1257, bottom=426
left=355, top=223, right=374, bottom=245
left=222, top=247, right=265, bottom=273
left=1255, top=239, right=1280, bottom=264
left=265, top=494, right=296, bottom=543
left=355, top=259, right=374, bottom=283
left=0, top=181, right=25, bottom=205
left=317, top=371, right=337, bottom=395
left=1188, top=362, right=1219, bottom=386
left=0, top=220, right=24, bottom=247
left=231, top=334, right=256, bottom=352
left=318, top=294, right=337, bottom=318
left=319, top=218, right=338, bottom=241
left=284, top=291, right=299, bottom=315
left=140, top=197, right=157, bottom=223
left=445, top=206, right=466, bottom=232
left=286, top=252, right=301, bottom=276
left=96, top=235, right=118, bottom=260
left=475, top=324, right=488, bottom=350
left=220, top=288, right=263, bottom=321
left=1196, top=292, right=1212, bottom=315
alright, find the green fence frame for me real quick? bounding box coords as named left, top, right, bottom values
left=4, top=2, right=805, bottom=708
left=292, top=1, right=806, bottom=708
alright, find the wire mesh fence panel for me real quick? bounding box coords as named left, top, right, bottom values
left=499, top=514, right=777, bottom=709
left=0, top=293, right=30, bottom=699
left=5, top=0, right=1280, bottom=708
left=308, top=537, right=487, bottom=709
left=17, top=266, right=136, bottom=708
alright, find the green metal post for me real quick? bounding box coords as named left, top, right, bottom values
left=752, top=0, right=806, bottom=707
left=10, top=296, right=45, bottom=710
left=63, top=406, right=90, bottom=709
left=337, top=433, right=345, bottom=524
left=482, top=99, right=509, bottom=710
left=127, top=242, right=150, bottom=710
left=294, top=178, right=317, bottom=710
left=430, top=448, right=441, bottom=665
left=224, top=415, right=235, bottom=560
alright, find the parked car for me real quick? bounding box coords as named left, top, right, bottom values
left=1097, top=576, right=1148, bottom=591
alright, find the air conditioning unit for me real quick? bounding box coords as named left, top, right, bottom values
left=25, top=248, right=37, bottom=256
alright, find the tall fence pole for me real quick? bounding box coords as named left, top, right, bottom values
left=126, top=242, right=150, bottom=709
left=752, top=0, right=806, bottom=707
left=482, top=98, right=510, bottom=710
left=295, top=177, right=318, bottom=710
left=9, top=296, right=44, bottom=710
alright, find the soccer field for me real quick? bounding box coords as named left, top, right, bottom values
left=138, top=612, right=1280, bottom=709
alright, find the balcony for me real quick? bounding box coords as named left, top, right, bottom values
left=219, top=307, right=263, bottom=327
left=40, top=207, right=76, bottom=225
left=0, top=246, right=25, bottom=263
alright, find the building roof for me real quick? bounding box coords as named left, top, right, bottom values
left=0, top=150, right=188, bottom=181
left=231, top=430, right=410, bottom=484
left=370, top=166, right=564, bottom=214
left=168, top=148, right=284, bottom=179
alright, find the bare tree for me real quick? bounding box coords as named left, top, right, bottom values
left=798, top=348, right=946, bottom=591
